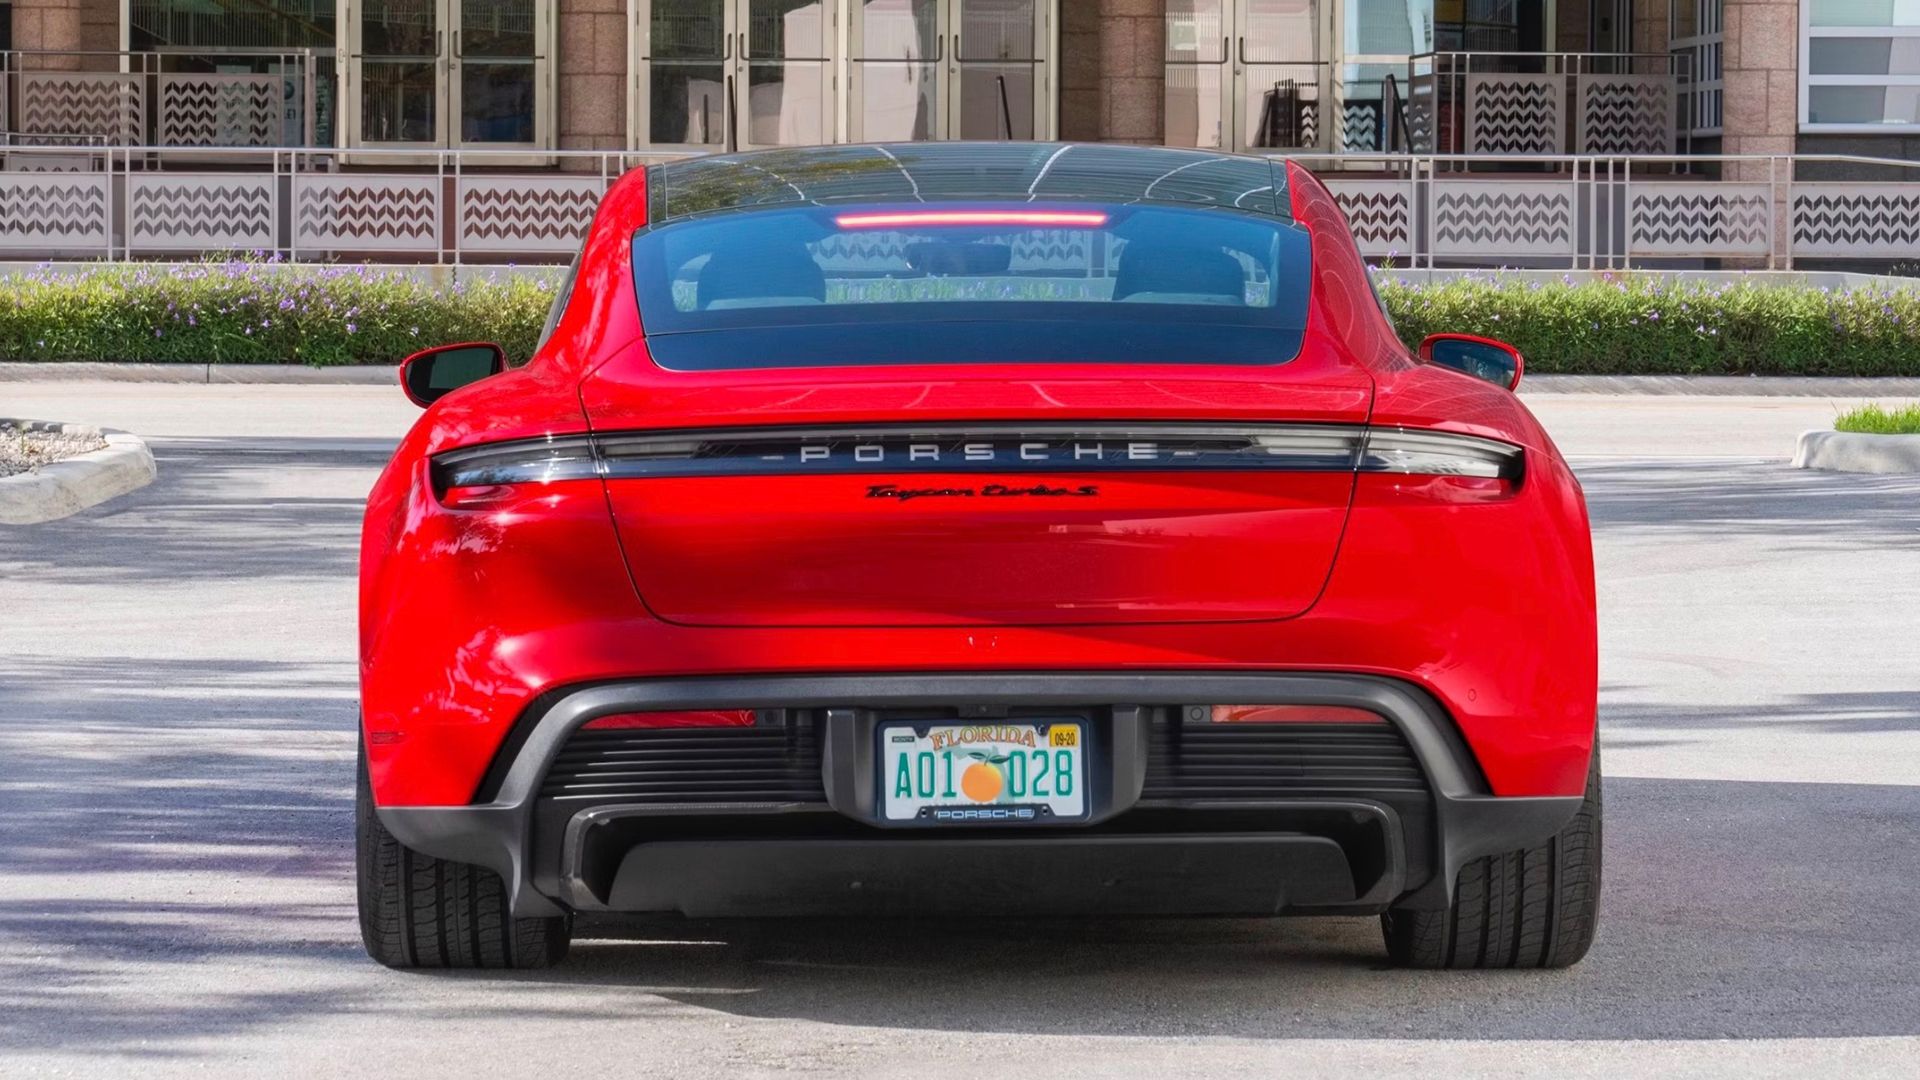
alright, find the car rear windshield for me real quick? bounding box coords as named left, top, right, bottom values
left=630, top=202, right=1312, bottom=371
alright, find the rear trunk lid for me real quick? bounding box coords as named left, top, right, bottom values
left=581, top=362, right=1371, bottom=628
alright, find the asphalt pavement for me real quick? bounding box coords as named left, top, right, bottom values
left=1, top=383, right=1917, bottom=1078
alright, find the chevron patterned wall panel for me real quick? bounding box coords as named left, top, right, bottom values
left=129, top=175, right=278, bottom=251
left=1325, top=180, right=1414, bottom=257
left=1465, top=74, right=1563, bottom=155
left=1628, top=183, right=1771, bottom=257
left=1340, top=102, right=1380, bottom=152
left=0, top=175, right=111, bottom=251
left=158, top=74, right=284, bottom=147
left=1432, top=182, right=1577, bottom=257
left=294, top=176, right=440, bottom=252
left=1406, top=77, right=1435, bottom=154
left=1576, top=74, right=1676, bottom=155
left=19, top=74, right=144, bottom=142
left=458, top=177, right=602, bottom=253
left=1791, top=184, right=1920, bottom=258
left=1, top=152, right=102, bottom=173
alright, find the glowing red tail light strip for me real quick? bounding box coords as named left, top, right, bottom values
left=833, top=209, right=1109, bottom=229
left=1210, top=705, right=1385, bottom=725
left=582, top=710, right=756, bottom=731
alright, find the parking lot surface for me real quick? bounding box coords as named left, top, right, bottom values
left=2, top=384, right=1917, bottom=1078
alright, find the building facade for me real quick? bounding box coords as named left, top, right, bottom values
left=0, top=1, right=1916, bottom=267
left=3, top=0, right=1908, bottom=159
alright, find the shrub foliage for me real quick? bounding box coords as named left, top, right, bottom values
left=1377, top=275, right=1920, bottom=376
left=3, top=264, right=1920, bottom=376
left=0, top=263, right=556, bottom=367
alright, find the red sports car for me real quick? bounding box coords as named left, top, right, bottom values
left=357, top=143, right=1599, bottom=971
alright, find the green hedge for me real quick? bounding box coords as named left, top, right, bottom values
left=4, top=264, right=1920, bottom=375
left=0, top=263, right=556, bottom=366
left=1377, top=275, right=1920, bottom=376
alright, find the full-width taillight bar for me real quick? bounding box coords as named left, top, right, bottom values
left=429, top=425, right=1524, bottom=492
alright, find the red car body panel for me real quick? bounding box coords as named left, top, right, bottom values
left=360, top=154, right=1597, bottom=813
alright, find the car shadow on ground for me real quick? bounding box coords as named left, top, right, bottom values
left=484, top=773, right=1920, bottom=1043
left=6, top=772, right=1918, bottom=1052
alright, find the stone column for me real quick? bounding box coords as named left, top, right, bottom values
left=1098, top=0, right=1166, bottom=144
left=12, top=0, right=85, bottom=70
left=79, top=0, right=117, bottom=53
left=1719, top=0, right=1798, bottom=260
left=1058, top=0, right=1103, bottom=139
left=558, top=0, right=628, bottom=161
left=1720, top=0, right=1798, bottom=163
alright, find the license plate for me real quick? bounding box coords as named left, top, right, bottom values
left=879, top=720, right=1087, bottom=824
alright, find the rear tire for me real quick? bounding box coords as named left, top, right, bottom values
left=356, top=741, right=570, bottom=969
left=1382, top=748, right=1601, bottom=970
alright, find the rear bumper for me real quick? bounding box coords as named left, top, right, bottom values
left=377, top=672, right=1584, bottom=919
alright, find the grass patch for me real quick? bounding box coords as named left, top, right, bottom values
left=1834, top=403, right=1920, bottom=434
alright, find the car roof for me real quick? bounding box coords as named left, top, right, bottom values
left=647, top=142, right=1291, bottom=224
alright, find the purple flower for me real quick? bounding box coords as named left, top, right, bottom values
left=346, top=322, right=357, bottom=334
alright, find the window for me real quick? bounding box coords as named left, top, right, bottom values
left=1803, top=0, right=1920, bottom=129
left=630, top=202, right=1313, bottom=370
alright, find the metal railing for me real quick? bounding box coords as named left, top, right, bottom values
left=1407, top=51, right=1693, bottom=159
left=0, top=49, right=321, bottom=150
left=0, top=143, right=1915, bottom=269
left=1288, top=152, right=1920, bottom=270
left=0, top=145, right=695, bottom=264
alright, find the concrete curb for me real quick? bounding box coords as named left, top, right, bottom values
left=1793, top=430, right=1920, bottom=474
left=0, top=362, right=398, bottom=384
left=0, top=420, right=158, bottom=524
left=1522, top=375, right=1920, bottom=396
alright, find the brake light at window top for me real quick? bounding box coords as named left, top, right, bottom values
left=833, top=209, right=1110, bottom=229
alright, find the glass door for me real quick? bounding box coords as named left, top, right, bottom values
left=950, top=0, right=1048, bottom=139
left=452, top=0, right=548, bottom=148
left=849, top=0, right=944, bottom=140
left=742, top=0, right=834, bottom=148
left=633, top=0, right=731, bottom=150
left=848, top=0, right=1052, bottom=143
left=1166, top=0, right=1328, bottom=153
left=631, top=0, right=835, bottom=151
left=345, top=0, right=553, bottom=151
left=350, top=0, right=446, bottom=147
left=1238, top=0, right=1323, bottom=151
left=1165, top=1, right=1231, bottom=149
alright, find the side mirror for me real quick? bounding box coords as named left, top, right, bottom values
left=398, top=342, right=507, bottom=407
left=1419, top=333, right=1524, bottom=391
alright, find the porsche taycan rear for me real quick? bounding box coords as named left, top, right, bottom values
left=356, top=143, right=1600, bottom=972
